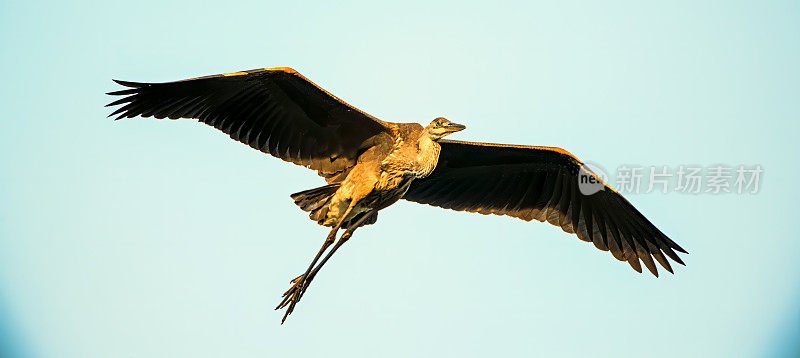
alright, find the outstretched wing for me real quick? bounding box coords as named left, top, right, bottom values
left=106, top=67, right=394, bottom=182
left=403, top=140, right=687, bottom=276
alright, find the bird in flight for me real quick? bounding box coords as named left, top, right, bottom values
left=107, top=67, right=687, bottom=323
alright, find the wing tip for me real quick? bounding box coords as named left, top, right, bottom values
left=627, top=256, right=643, bottom=273
left=107, top=80, right=143, bottom=96
left=112, top=79, right=146, bottom=88
left=651, top=270, right=660, bottom=278
left=673, top=245, right=689, bottom=255
left=673, top=255, right=687, bottom=266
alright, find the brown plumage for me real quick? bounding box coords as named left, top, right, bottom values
left=106, top=67, right=687, bottom=323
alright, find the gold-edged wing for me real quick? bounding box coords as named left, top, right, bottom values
left=106, top=67, right=393, bottom=182
left=403, top=140, right=687, bottom=276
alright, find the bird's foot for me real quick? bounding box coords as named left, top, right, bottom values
left=275, top=274, right=308, bottom=324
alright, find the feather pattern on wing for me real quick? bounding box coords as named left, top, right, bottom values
left=403, top=140, right=687, bottom=276
left=106, top=67, right=394, bottom=182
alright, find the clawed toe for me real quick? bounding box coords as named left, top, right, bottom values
left=276, top=274, right=309, bottom=323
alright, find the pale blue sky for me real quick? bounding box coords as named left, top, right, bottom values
left=1, top=1, right=799, bottom=357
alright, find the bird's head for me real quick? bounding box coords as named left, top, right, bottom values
left=424, top=117, right=466, bottom=140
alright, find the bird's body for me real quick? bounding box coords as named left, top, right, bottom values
left=106, top=67, right=687, bottom=323
left=316, top=122, right=440, bottom=226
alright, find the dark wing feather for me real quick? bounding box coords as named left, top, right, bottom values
left=403, top=140, right=687, bottom=277
left=106, top=67, right=393, bottom=181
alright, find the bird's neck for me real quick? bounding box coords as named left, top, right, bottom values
left=415, top=135, right=441, bottom=177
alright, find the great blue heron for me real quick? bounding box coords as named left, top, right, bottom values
left=107, top=67, right=687, bottom=323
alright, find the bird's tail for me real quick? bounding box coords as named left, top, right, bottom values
left=291, top=184, right=341, bottom=225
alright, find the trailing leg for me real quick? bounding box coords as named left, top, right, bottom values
left=275, top=210, right=376, bottom=323
left=276, top=204, right=357, bottom=323
left=275, top=225, right=338, bottom=310
left=299, top=211, right=376, bottom=299
left=300, top=215, right=370, bottom=297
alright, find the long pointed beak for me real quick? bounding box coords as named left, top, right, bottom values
left=445, top=122, right=466, bottom=132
